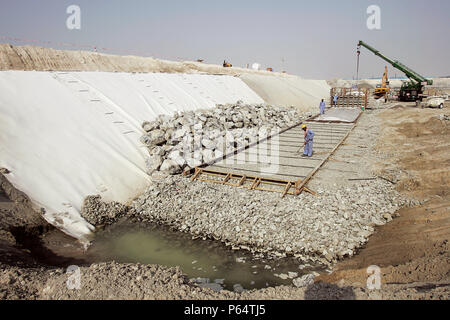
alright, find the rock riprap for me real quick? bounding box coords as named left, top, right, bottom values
left=81, top=195, right=130, bottom=227
left=140, top=103, right=306, bottom=175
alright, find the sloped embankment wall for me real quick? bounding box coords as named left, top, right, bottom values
left=0, top=71, right=264, bottom=241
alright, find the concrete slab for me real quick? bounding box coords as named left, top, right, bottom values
left=311, top=108, right=361, bottom=123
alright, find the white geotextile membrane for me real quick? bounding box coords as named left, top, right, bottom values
left=0, top=71, right=264, bottom=242
left=238, top=74, right=331, bottom=111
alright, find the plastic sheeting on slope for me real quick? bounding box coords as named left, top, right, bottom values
left=0, top=71, right=264, bottom=242
left=238, top=74, right=330, bottom=112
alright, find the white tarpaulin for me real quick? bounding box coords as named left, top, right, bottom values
left=238, top=74, right=331, bottom=112
left=0, top=71, right=264, bottom=242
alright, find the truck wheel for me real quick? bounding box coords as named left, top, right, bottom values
left=439, top=103, right=443, bottom=109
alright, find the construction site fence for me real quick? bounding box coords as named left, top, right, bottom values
left=330, top=87, right=369, bottom=108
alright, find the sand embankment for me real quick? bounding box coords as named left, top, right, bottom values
left=0, top=43, right=330, bottom=111
left=0, top=43, right=286, bottom=76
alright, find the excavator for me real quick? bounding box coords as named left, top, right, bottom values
left=374, top=65, right=390, bottom=98
left=357, top=41, right=433, bottom=101
left=223, top=60, right=232, bottom=68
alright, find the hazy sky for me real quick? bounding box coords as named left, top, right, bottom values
left=0, top=0, right=448, bottom=79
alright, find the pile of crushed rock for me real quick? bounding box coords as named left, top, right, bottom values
left=140, top=103, right=307, bottom=175
left=81, top=195, right=130, bottom=227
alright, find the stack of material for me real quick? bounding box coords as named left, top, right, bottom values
left=140, top=103, right=305, bottom=175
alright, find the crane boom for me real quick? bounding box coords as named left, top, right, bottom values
left=357, top=41, right=432, bottom=85
left=357, top=40, right=433, bottom=101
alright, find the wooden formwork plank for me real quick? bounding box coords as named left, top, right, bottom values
left=254, top=180, right=291, bottom=187
left=192, top=167, right=202, bottom=181
left=222, top=173, right=232, bottom=184
left=190, top=164, right=318, bottom=197
left=254, top=187, right=295, bottom=195
left=331, top=87, right=368, bottom=109
left=252, top=177, right=262, bottom=190
left=204, top=172, right=227, bottom=178
left=249, top=177, right=258, bottom=190
left=282, top=182, right=292, bottom=198
left=196, top=178, right=222, bottom=184
left=364, top=89, right=368, bottom=108
left=202, top=168, right=294, bottom=185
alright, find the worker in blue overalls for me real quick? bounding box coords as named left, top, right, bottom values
left=333, top=94, right=338, bottom=107
left=319, top=99, right=326, bottom=114
left=301, top=124, right=314, bottom=157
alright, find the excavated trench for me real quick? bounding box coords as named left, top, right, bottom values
left=2, top=177, right=325, bottom=292
left=10, top=219, right=325, bottom=292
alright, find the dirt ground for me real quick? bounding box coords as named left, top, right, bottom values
left=317, top=104, right=450, bottom=292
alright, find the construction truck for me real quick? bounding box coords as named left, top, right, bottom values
left=374, top=66, right=390, bottom=98
left=357, top=41, right=433, bottom=102
left=223, top=60, right=232, bottom=68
